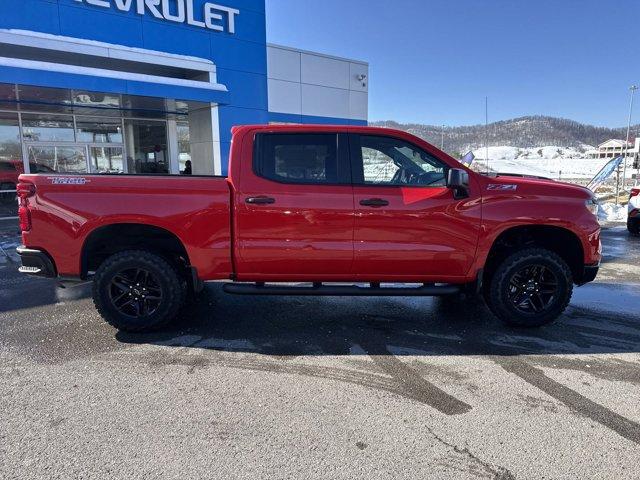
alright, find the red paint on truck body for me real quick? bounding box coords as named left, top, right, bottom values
left=18, top=125, right=601, bottom=284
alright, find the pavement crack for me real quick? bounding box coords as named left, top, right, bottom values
left=425, top=424, right=516, bottom=479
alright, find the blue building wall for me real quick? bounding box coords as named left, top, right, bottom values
left=0, top=0, right=269, bottom=173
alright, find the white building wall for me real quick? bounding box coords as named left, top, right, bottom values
left=267, top=44, right=368, bottom=122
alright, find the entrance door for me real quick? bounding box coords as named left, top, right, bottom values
left=350, top=134, right=481, bottom=280
left=234, top=132, right=354, bottom=281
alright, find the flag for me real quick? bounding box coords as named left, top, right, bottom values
left=587, top=156, right=623, bottom=193
left=460, top=151, right=475, bottom=167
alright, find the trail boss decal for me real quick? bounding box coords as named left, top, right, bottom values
left=47, top=177, right=92, bottom=185
left=487, top=184, right=518, bottom=191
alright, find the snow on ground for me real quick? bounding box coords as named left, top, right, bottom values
left=598, top=203, right=628, bottom=223
left=471, top=145, right=615, bottom=180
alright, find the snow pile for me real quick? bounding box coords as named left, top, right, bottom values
left=598, top=203, right=628, bottom=223
left=471, top=145, right=612, bottom=180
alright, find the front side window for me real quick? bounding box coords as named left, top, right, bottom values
left=356, top=135, right=448, bottom=187
left=255, top=133, right=341, bottom=184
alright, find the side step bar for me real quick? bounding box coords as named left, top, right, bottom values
left=223, top=283, right=460, bottom=297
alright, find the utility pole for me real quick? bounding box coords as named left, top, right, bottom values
left=441, top=124, right=445, bottom=151
left=485, top=97, right=489, bottom=174
left=622, top=85, right=638, bottom=194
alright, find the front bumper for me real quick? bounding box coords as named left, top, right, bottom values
left=16, top=246, right=57, bottom=278
left=577, top=263, right=599, bottom=286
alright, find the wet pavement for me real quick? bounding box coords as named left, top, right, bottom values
left=1, top=226, right=639, bottom=479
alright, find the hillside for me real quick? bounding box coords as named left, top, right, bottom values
left=371, top=116, right=639, bottom=156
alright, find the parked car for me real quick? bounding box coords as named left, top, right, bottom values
left=628, top=186, right=640, bottom=235
left=16, top=125, right=601, bottom=331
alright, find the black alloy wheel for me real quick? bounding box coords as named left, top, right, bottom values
left=507, top=264, right=559, bottom=315
left=108, top=268, right=163, bottom=318
left=485, top=248, right=573, bottom=328
left=93, top=250, right=185, bottom=332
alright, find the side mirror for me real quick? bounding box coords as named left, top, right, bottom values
left=447, top=168, right=470, bottom=199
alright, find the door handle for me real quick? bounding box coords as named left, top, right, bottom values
left=246, top=196, right=276, bottom=205
left=360, top=198, right=389, bottom=208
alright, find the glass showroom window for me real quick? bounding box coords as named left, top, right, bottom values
left=77, top=118, right=125, bottom=173
left=28, top=146, right=88, bottom=174
left=177, top=122, right=192, bottom=175
left=76, top=117, right=123, bottom=144
left=0, top=113, right=22, bottom=181
left=21, top=114, right=75, bottom=143
left=0, top=113, right=21, bottom=216
left=124, top=119, right=169, bottom=175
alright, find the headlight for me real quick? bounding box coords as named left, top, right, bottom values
left=585, top=198, right=599, bottom=216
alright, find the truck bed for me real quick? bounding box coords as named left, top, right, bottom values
left=20, top=174, right=233, bottom=279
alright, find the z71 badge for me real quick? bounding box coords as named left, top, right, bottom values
left=487, top=184, right=517, bottom=191
left=47, top=177, right=91, bottom=185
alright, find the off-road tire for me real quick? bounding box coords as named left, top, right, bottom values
left=93, top=250, right=185, bottom=332
left=485, top=248, right=573, bottom=328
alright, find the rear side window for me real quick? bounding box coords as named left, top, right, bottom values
left=255, top=133, right=347, bottom=185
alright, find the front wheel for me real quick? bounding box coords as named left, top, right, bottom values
left=485, top=248, right=573, bottom=328
left=92, top=250, right=185, bottom=332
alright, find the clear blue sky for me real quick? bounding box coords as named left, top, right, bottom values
left=266, top=0, right=640, bottom=127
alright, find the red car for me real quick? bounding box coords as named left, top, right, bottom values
left=16, top=125, right=601, bottom=331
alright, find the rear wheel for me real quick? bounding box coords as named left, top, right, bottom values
left=628, top=218, right=639, bottom=235
left=93, top=250, right=185, bottom=332
left=485, top=248, right=573, bottom=328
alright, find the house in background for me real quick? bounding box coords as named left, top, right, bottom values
left=589, top=139, right=637, bottom=159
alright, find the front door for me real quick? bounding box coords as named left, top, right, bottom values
left=350, top=134, right=482, bottom=280
left=235, top=132, right=355, bottom=281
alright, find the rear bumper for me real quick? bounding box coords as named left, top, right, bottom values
left=577, top=263, right=599, bottom=286
left=16, top=246, right=57, bottom=278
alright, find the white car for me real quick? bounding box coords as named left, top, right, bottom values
left=628, top=186, right=640, bottom=234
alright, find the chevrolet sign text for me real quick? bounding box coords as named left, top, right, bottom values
left=74, top=0, right=240, bottom=34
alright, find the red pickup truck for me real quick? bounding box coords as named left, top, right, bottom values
left=16, top=125, right=601, bottom=332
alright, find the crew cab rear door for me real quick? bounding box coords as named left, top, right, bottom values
left=234, top=131, right=354, bottom=280
left=349, top=133, right=482, bottom=280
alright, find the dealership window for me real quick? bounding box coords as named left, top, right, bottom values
left=124, top=119, right=169, bottom=175
left=90, top=147, right=124, bottom=174
left=76, top=117, right=123, bottom=143
left=0, top=83, right=221, bottom=176
left=255, top=134, right=341, bottom=184
left=177, top=122, right=192, bottom=175
left=0, top=112, right=21, bottom=203
left=22, top=114, right=75, bottom=143
left=28, top=146, right=87, bottom=174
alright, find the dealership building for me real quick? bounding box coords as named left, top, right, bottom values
left=0, top=0, right=369, bottom=177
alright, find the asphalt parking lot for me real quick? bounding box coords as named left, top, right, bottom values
left=1, top=224, right=639, bottom=479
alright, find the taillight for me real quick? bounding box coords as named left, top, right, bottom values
left=17, top=182, right=35, bottom=232
left=18, top=205, right=31, bottom=232
left=17, top=182, right=36, bottom=200
left=631, top=188, right=640, bottom=199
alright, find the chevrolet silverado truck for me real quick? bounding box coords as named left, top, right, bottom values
left=16, top=125, right=601, bottom=331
